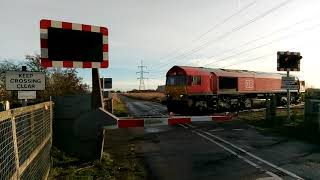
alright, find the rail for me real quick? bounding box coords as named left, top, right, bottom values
left=0, top=102, right=53, bottom=180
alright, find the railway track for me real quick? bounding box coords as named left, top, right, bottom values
left=121, top=92, right=304, bottom=119
left=180, top=123, right=304, bottom=180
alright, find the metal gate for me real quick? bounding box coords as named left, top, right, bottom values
left=0, top=102, right=52, bottom=180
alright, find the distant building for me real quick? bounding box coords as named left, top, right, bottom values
left=157, top=85, right=165, bottom=92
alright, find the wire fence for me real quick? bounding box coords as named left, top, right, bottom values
left=0, top=102, right=52, bottom=180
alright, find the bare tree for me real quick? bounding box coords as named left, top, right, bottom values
left=0, top=60, right=21, bottom=102
left=0, top=54, right=90, bottom=104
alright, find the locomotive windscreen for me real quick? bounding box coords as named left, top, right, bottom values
left=166, top=76, right=186, bottom=85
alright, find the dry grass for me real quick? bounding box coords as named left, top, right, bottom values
left=239, top=107, right=320, bottom=145
left=123, top=92, right=166, bottom=103
left=49, top=137, right=148, bottom=180
left=104, top=129, right=149, bottom=180
left=109, top=93, right=129, bottom=117
left=110, top=93, right=121, bottom=103
left=238, top=107, right=305, bottom=127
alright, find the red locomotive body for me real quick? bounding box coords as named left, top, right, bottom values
left=165, top=66, right=304, bottom=112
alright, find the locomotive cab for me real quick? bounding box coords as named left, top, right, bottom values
left=165, top=74, right=187, bottom=100
left=165, top=66, right=188, bottom=97
left=165, top=66, right=213, bottom=113
left=165, top=67, right=188, bottom=112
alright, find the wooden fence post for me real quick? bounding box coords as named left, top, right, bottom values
left=11, top=116, right=20, bottom=180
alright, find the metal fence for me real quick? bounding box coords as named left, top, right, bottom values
left=0, top=102, right=52, bottom=180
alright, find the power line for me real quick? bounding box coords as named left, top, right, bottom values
left=211, top=20, right=320, bottom=69
left=147, top=54, right=274, bottom=82
left=151, top=0, right=294, bottom=72
left=150, top=20, right=320, bottom=77
left=151, top=0, right=256, bottom=69
left=191, top=1, right=256, bottom=43
left=206, top=15, right=315, bottom=60
left=203, top=22, right=320, bottom=67
left=136, top=60, right=149, bottom=90
left=222, top=53, right=274, bottom=68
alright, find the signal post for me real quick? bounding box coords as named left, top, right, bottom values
left=277, top=51, right=302, bottom=121
left=39, top=19, right=114, bottom=160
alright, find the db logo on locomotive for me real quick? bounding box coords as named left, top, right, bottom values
left=245, top=80, right=254, bottom=89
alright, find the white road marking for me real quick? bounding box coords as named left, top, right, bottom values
left=178, top=124, right=189, bottom=129
left=210, top=128, right=224, bottom=132
left=200, top=130, right=303, bottom=180
left=186, top=123, right=196, bottom=128
left=181, top=123, right=303, bottom=180
left=233, top=128, right=244, bottom=131
left=193, top=131, right=282, bottom=180
left=261, top=172, right=283, bottom=180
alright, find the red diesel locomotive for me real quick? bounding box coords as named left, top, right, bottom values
left=165, top=66, right=305, bottom=113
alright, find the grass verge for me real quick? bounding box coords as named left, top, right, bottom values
left=240, top=108, right=320, bottom=145
left=49, top=146, right=115, bottom=179
left=110, top=93, right=129, bottom=117
left=123, top=92, right=166, bottom=104
left=49, top=131, right=148, bottom=179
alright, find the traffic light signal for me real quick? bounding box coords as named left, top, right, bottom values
left=277, top=51, right=302, bottom=71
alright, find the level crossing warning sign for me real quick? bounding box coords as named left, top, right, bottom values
left=5, top=71, right=45, bottom=90
left=40, top=19, right=109, bottom=68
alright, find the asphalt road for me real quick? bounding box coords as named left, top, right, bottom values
left=119, top=95, right=168, bottom=117
left=118, top=96, right=320, bottom=180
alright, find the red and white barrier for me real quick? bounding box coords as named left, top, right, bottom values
left=105, top=115, right=233, bottom=129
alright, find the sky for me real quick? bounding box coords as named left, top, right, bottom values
left=1, top=0, right=320, bottom=91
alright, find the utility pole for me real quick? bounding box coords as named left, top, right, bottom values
left=136, top=60, right=149, bottom=90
